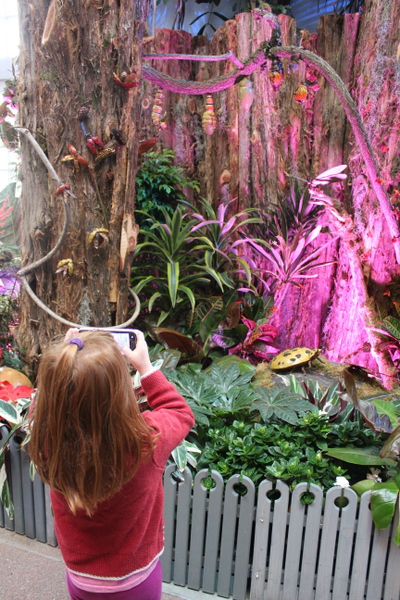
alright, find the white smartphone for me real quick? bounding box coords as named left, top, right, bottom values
left=78, top=328, right=137, bottom=351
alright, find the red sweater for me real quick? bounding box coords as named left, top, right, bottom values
left=50, top=370, right=195, bottom=578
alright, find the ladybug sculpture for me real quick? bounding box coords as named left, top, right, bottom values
left=269, top=347, right=320, bottom=371
left=86, top=134, right=105, bottom=155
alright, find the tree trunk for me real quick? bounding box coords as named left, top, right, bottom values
left=16, top=0, right=150, bottom=369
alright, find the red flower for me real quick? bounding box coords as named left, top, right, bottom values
left=0, top=381, right=35, bottom=403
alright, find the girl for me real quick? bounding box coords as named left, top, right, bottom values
left=29, top=329, right=195, bottom=600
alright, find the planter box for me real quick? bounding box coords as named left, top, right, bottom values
left=1, top=429, right=400, bottom=600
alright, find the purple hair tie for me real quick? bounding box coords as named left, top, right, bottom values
left=68, top=338, right=84, bottom=350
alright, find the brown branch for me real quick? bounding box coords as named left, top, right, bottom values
left=141, top=47, right=268, bottom=93
left=17, top=126, right=62, bottom=185
left=143, top=50, right=244, bottom=68
left=18, top=194, right=70, bottom=276
left=20, top=278, right=140, bottom=329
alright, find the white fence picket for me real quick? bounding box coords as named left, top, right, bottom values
left=383, top=508, right=400, bottom=600
left=331, top=488, right=359, bottom=600
left=282, top=482, right=323, bottom=600
left=179, top=468, right=226, bottom=593
left=250, top=479, right=274, bottom=600
left=231, top=477, right=255, bottom=600
left=217, top=475, right=255, bottom=599
left=264, top=480, right=290, bottom=600
left=201, top=470, right=224, bottom=593
left=162, top=464, right=177, bottom=582
left=366, top=525, right=391, bottom=600
left=348, top=491, right=374, bottom=600
left=187, top=469, right=211, bottom=590
left=297, top=483, right=324, bottom=600
left=172, top=467, right=192, bottom=586
left=314, top=486, right=343, bottom=600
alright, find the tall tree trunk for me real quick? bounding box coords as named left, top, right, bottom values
left=16, top=0, right=150, bottom=368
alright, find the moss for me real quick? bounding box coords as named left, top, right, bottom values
left=254, top=362, right=275, bottom=388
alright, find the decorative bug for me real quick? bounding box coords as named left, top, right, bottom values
left=61, top=144, right=89, bottom=171
left=151, top=88, right=167, bottom=130
left=113, top=71, right=139, bottom=89
left=305, top=66, right=320, bottom=92
left=294, top=84, right=309, bottom=104
left=202, top=94, right=217, bottom=136
left=270, top=347, right=321, bottom=371
left=55, top=259, right=74, bottom=277
left=238, top=78, right=254, bottom=112
left=269, top=58, right=284, bottom=92
left=88, top=228, right=110, bottom=249
left=78, top=105, right=90, bottom=122
left=94, top=147, right=116, bottom=164
left=110, top=128, right=126, bottom=145
left=86, top=134, right=105, bottom=155
left=138, top=136, right=159, bottom=155
left=55, top=183, right=71, bottom=196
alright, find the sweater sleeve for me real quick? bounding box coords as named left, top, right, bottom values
left=140, top=370, right=195, bottom=468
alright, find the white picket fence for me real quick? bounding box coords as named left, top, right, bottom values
left=162, top=465, right=400, bottom=600
left=1, top=429, right=400, bottom=600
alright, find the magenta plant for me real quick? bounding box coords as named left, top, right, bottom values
left=212, top=315, right=278, bottom=362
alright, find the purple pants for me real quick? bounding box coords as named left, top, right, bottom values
left=66, top=560, right=162, bottom=600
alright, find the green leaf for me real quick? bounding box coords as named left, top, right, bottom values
left=29, top=460, right=37, bottom=482
left=325, top=446, right=396, bottom=465
left=254, top=387, right=312, bottom=424
left=148, top=292, right=162, bottom=312
left=351, top=479, right=377, bottom=496
left=395, top=496, right=400, bottom=545
left=178, top=285, right=196, bottom=312
left=167, top=261, right=179, bottom=307
left=381, top=316, right=400, bottom=339
left=371, top=398, right=400, bottom=427
left=371, top=481, right=399, bottom=531
left=0, top=399, right=21, bottom=425
left=0, top=460, right=13, bottom=520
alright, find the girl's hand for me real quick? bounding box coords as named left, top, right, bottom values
left=122, top=330, right=153, bottom=376
left=64, top=328, right=80, bottom=342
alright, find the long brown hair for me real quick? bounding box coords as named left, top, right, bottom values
left=29, top=331, right=154, bottom=516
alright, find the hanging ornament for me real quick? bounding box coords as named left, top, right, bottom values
left=202, top=94, right=217, bottom=136
left=287, top=61, right=299, bottom=74
left=55, top=259, right=74, bottom=277
left=269, top=58, right=284, bottom=92
left=305, top=66, right=320, bottom=92
left=238, top=78, right=254, bottom=112
left=294, top=84, right=309, bottom=104
left=138, top=136, right=159, bottom=156
left=86, top=133, right=105, bottom=155
left=113, top=71, right=139, bottom=89
left=151, top=88, right=167, bottom=130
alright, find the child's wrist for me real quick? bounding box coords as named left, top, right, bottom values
left=140, top=365, right=159, bottom=379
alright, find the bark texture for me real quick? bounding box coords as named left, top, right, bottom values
left=16, top=0, right=150, bottom=365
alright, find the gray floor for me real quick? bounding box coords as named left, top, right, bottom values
left=0, top=527, right=204, bottom=600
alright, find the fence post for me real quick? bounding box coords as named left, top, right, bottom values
left=20, top=441, right=35, bottom=539
left=9, top=432, right=25, bottom=534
